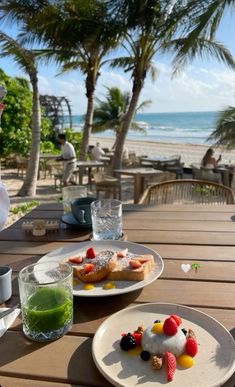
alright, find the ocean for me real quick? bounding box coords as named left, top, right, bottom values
left=66, top=111, right=219, bottom=146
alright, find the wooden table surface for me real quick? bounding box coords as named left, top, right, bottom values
left=0, top=203, right=235, bottom=386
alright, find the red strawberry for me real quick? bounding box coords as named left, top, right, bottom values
left=132, top=332, right=142, bottom=346
left=86, top=247, right=96, bottom=258
left=129, top=260, right=142, bottom=269
left=68, top=256, right=83, bottom=264
left=83, top=263, right=95, bottom=273
left=163, top=317, right=178, bottom=336
left=164, top=352, right=176, bottom=381
left=137, top=258, right=148, bottom=264
left=170, top=314, right=182, bottom=326
left=185, top=338, right=198, bottom=357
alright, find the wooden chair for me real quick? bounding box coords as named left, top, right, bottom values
left=15, top=155, right=28, bottom=177
left=138, top=179, right=235, bottom=205
left=93, top=172, right=121, bottom=200
left=145, top=171, right=176, bottom=188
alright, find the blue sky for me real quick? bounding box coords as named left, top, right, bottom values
left=0, top=8, right=235, bottom=115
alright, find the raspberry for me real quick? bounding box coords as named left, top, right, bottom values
left=132, top=332, right=142, bottom=346
left=170, top=314, right=182, bottom=326
left=86, top=247, right=96, bottom=258
left=185, top=338, right=198, bottom=357
left=163, top=317, right=178, bottom=336
left=164, top=352, right=176, bottom=381
left=120, top=333, right=136, bottom=351
left=140, top=350, right=151, bottom=361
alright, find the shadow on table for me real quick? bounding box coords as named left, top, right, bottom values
left=73, top=289, right=143, bottom=325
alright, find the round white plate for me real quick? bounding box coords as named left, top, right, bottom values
left=92, top=303, right=235, bottom=387
left=38, top=241, right=164, bottom=297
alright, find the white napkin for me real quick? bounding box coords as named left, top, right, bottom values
left=0, top=308, right=21, bottom=338
left=0, top=182, right=10, bottom=231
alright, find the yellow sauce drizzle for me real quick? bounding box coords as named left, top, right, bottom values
left=103, top=282, right=116, bottom=290
left=128, top=347, right=142, bottom=356
left=83, top=283, right=94, bottom=290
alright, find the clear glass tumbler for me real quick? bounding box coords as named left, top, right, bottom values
left=18, top=262, right=73, bottom=342
left=62, top=185, right=87, bottom=213
left=91, top=199, right=122, bottom=240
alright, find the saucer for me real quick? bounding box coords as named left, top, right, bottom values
left=61, top=212, right=92, bottom=229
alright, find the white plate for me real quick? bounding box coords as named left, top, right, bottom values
left=38, top=241, right=164, bottom=297
left=92, top=303, right=235, bottom=387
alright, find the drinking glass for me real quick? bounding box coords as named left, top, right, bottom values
left=62, top=185, right=87, bottom=213
left=91, top=199, right=122, bottom=240
left=18, top=262, right=73, bottom=342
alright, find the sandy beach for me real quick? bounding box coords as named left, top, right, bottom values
left=90, top=135, right=235, bottom=167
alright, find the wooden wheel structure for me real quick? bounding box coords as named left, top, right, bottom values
left=40, top=95, right=73, bottom=131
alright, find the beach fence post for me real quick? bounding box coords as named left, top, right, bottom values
left=0, top=86, right=7, bottom=181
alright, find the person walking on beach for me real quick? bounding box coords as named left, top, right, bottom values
left=201, top=148, right=221, bottom=170
left=91, top=142, right=105, bottom=161
left=56, top=134, right=77, bottom=186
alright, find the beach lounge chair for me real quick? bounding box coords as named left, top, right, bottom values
left=138, top=179, right=235, bottom=205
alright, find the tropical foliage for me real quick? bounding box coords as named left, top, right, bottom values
left=208, top=107, right=235, bottom=149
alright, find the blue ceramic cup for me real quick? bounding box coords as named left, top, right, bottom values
left=71, top=197, right=96, bottom=226
left=0, top=266, right=12, bottom=304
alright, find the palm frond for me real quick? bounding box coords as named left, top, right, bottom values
left=170, top=38, right=235, bottom=75
left=208, top=106, right=235, bottom=149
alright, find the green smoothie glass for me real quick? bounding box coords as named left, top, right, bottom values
left=18, top=261, right=73, bottom=342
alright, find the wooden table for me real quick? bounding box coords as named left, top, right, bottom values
left=114, top=168, right=165, bottom=203
left=76, top=160, right=104, bottom=185
left=0, top=203, right=235, bottom=386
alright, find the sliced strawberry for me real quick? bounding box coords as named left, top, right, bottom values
left=83, top=263, right=95, bottom=273
left=163, top=317, right=178, bottom=336
left=164, top=352, right=176, bottom=381
left=132, top=332, right=142, bottom=346
left=137, top=258, right=148, bottom=264
left=170, top=314, right=182, bottom=326
left=129, top=260, right=142, bottom=269
left=68, top=256, right=83, bottom=264
left=117, top=249, right=128, bottom=258
left=185, top=338, right=198, bottom=357
left=86, top=247, right=96, bottom=258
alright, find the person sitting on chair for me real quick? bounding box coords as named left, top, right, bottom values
left=201, top=148, right=221, bottom=170
left=56, top=133, right=76, bottom=186
left=91, top=142, right=105, bottom=161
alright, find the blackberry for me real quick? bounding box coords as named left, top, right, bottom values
left=154, top=319, right=161, bottom=323
left=140, top=350, right=151, bottom=361
left=181, top=328, right=187, bottom=336
left=120, top=333, right=136, bottom=351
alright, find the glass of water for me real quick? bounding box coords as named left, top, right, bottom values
left=91, top=199, right=122, bottom=240
left=62, top=185, right=87, bottom=213
left=18, top=262, right=73, bottom=342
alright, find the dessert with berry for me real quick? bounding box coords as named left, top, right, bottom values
left=119, top=314, right=198, bottom=382
left=66, top=247, right=154, bottom=284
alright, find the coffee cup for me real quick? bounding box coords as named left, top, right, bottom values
left=0, top=266, right=12, bottom=304
left=71, top=197, right=96, bottom=226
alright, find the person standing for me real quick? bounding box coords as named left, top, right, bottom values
left=57, top=134, right=77, bottom=186
left=91, top=142, right=105, bottom=161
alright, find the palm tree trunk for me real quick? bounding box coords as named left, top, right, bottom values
left=79, top=72, right=95, bottom=161
left=17, top=75, right=41, bottom=197
left=111, top=82, right=142, bottom=171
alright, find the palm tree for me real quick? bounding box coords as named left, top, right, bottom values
left=0, top=32, right=41, bottom=196
left=108, top=0, right=235, bottom=170
left=0, top=0, right=121, bottom=161
left=93, top=86, right=151, bottom=147
left=208, top=107, right=235, bottom=149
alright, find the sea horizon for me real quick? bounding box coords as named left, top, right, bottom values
left=64, top=110, right=219, bottom=146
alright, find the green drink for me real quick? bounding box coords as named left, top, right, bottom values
left=19, top=262, right=73, bottom=342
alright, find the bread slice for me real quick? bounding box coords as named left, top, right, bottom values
left=66, top=250, right=117, bottom=283
left=107, top=253, right=154, bottom=281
